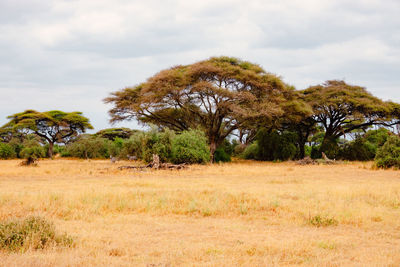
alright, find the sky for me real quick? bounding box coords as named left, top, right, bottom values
left=0, top=0, right=399, bottom=131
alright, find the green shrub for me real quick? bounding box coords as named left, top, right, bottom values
left=63, top=135, right=112, bottom=159
left=0, top=216, right=73, bottom=252
left=242, top=142, right=258, bottom=159
left=339, top=137, right=376, bottom=161
left=0, top=143, right=16, bottom=159
left=364, top=128, right=390, bottom=147
left=254, top=128, right=297, bottom=161
left=20, top=146, right=46, bottom=165
left=171, top=130, right=210, bottom=164
left=375, top=136, right=400, bottom=169
left=120, top=129, right=175, bottom=162
left=214, top=147, right=231, bottom=163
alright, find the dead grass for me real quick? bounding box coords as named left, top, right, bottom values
left=0, top=159, right=399, bottom=266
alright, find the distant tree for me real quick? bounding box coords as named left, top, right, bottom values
left=95, top=127, right=137, bottom=140
left=105, top=56, right=293, bottom=160
left=301, top=80, right=400, bottom=157
left=1, top=110, right=93, bottom=158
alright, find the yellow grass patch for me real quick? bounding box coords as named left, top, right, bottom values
left=0, top=159, right=399, bottom=266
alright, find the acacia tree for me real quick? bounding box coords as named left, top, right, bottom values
left=1, top=110, right=93, bottom=158
left=95, top=127, right=137, bottom=140
left=301, top=80, right=400, bottom=157
left=105, top=56, right=292, bottom=160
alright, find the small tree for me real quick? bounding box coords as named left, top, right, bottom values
left=1, top=110, right=93, bottom=158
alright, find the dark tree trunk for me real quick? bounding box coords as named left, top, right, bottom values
left=209, top=140, right=217, bottom=163
left=298, top=142, right=306, bottom=159
left=48, top=142, right=54, bottom=159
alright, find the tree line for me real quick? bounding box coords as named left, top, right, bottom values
left=1, top=56, right=400, bottom=167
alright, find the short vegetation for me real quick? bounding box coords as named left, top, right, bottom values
left=0, top=216, right=73, bottom=252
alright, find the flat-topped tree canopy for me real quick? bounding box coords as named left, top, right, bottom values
left=95, top=127, right=138, bottom=140
left=105, top=56, right=296, bottom=160
left=1, top=110, right=93, bottom=158
left=301, top=80, right=400, bottom=156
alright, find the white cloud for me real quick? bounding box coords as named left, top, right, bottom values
left=0, top=0, right=399, bottom=130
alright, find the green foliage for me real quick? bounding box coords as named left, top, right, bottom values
left=171, top=130, right=210, bottom=164
left=95, top=128, right=136, bottom=140
left=242, top=143, right=259, bottom=160
left=304, top=145, right=312, bottom=157
left=0, top=143, right=16, bottom=159
left=1, top=110, right=93, bottom=157
left=63, top=135, right=113, bottom=159
left=214, top=148, right=231, bottom=163
left=105, top=56, right=294, bottom=159
left=120, top=128, right=174, bottom=162
left=20, top=146, right=45, bottom=161
left=308, top=215, right=338, bottom=227
left=301, top=80, right=397, bottom=156
left=254, top=128, right=297, bottom=161
left=375, top=136, right=400, bottom=169
left=364, top=128, right=390, bottom=146
left=319, top=137, right=340, bottom=159
left=339, top=138, right=375, bottom=161
left=0, top=216, right=73, bottom=252
left=213, top=139, right=235, bottom=162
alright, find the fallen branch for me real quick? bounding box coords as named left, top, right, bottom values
left=118, top=154, right=188, bottom=170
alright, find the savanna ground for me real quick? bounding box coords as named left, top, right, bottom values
left=0, top=159, right=399, bottom=266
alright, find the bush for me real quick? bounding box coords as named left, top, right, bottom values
left=214, top=147, right=231, bottom=163
left=171, top=130, right=210, bottom=164
left=120, top=129, right=174, bottom=162
left=375, top=136, right=400, bottom=169
left=0, top=143, right=16, bottom=159
left=339, top=137, right=375, bottom=161
left=254, top=128, right=297, bottom=161
left=242, top=142, right=258, bottom=160
left=0, top=216, right=73, bottom=252
left=339, top=128, right=391, bottom=161
left=63, top=135, right=112, bottom=159
left=20, top=146, right=46, bottom=165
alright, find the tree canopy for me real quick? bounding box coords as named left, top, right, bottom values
left=301, top=80, right=400, bottom=156
left=105, top=56, right=295, bottom=160
left=95, top=127, right=137, bottom=140
left=1, top=110, right=93, bottom=158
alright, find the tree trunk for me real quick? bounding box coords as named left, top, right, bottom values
left=209, top=140, right=217, bottom=163
left=48, top=142, right=54, bottom=159
left=298, top=142, right=306, bottom=159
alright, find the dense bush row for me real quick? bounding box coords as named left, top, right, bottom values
left=61, top=128, right=211, bottom=164
left=2, top=126, right=400, bottom=168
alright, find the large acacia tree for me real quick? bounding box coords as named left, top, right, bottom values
left=1, top=110, right=93, bottom=158
left=105, top=56, right=293, bottom=160
left=301, top=80, right=400, bottom=156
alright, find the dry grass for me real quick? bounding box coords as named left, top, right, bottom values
left=0, top=158, right=399, bottom=266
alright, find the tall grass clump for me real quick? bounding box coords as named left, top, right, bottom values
left=0, top=216, right=73, bottom=252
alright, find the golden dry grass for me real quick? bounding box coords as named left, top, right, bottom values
left=0, top=159, right=399, bottom=266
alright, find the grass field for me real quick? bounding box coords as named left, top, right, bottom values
left=0, top=159, right=399, bottom=266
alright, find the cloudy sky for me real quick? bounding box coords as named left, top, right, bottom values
left=1, top=0, right=399, bottom=131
